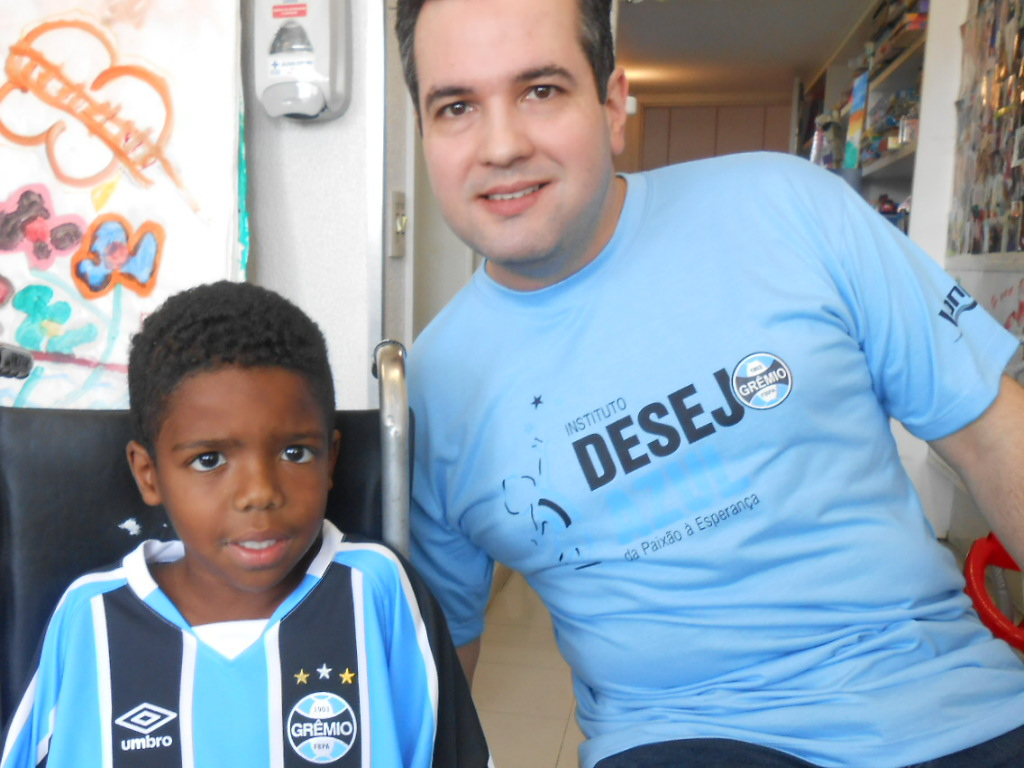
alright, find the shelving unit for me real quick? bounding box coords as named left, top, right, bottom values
left=799, top=1, right=928, bottom=211
left=862, top=142, right=917, bottom=179
left=860, top=28, right=925, bottom=185
left=871, top=32, right=925, bottom=89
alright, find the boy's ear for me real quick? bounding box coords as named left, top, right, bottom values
left=126, top=440, right=163, bottom=506
left=327, top=429, right=341, bottom=489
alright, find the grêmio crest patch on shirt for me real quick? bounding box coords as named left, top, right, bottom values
left=732, top=352, right=793, bottom=410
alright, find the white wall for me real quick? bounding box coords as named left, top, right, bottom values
left=240, top=0, right=385, bottom=409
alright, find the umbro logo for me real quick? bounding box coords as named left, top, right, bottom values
left=116, top=703, right=177, bottom=752
left=115, top=702, right=177, bottom=735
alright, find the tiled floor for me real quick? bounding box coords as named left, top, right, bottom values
left=473, top=570, right=584, bottom=768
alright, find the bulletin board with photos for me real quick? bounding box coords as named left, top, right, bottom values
left=945, top=0, right=1024, bottom=387
left=949, top=0, right=1024, bottom=256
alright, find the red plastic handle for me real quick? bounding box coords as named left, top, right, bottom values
left=964, top=533, right=1024, bottom=650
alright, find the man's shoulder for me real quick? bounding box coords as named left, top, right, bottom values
left=408, top=278, right=485, bottom=382
left=645, top=151, right=832, bottom=190
left=638, top=152, right=851, bottom=229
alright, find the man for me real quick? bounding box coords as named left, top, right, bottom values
left=396, top=0, right=1024, bottom=765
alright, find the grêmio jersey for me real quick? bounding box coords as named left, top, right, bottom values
left=0, top=521, right=490, bottom=768
left=408, top=152, right=1024, bottom=767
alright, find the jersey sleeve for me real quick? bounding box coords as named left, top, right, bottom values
left=1, top=588, right=100, bottom=768
left=0, top=669, right=48, bottom=768
left=813, top=164, right=1019, bottom=440
left=364, top=545, right=491, bottom=768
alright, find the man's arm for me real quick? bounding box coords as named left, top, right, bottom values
left=456, top=638, right=482, bottom=686
left=929, top=375, right=1024, bottom=565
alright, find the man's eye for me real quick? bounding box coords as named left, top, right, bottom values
left=190, top=452, right=225, bottom=472
left=282, top=446, right=315, bottom=464
left=529, top=85, right=558, bottom=100
left=441, top=101, right=470, bottom=118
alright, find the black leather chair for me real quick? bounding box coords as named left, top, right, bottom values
left=0, top=343, right=410, bottom=727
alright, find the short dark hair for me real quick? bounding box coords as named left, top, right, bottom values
left=395, top=0, right=615, bottom=111
left=128, top=281, right=335, bottom=450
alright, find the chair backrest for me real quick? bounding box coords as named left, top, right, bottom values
left=0, top=406, right=392, bottom=725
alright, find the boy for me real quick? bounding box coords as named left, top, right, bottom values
left=0, top=281, right=490, bottom=767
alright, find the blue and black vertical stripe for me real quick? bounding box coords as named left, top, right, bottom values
left=278, top=564, right=363, bottom=767
left=105, top=587, right=184, bottom=768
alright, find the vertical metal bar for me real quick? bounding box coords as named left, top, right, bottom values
left=372, top=340, right=409, bottom=556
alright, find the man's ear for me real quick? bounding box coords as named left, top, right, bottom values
left=327, top=429, right=341, bottom=489
left=604, top=66, right=630, bottom=156
left=126, top=440, right=163, bottom=506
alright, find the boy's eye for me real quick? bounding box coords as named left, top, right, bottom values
left=282, top=445, right=315, bottom=464
left=190, top=452, right=225, bottom=472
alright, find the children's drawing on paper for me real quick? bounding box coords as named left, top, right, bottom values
left=1, top=185, right=85, bottom=270
left=14, top=284, right=98, bottom=354
left=0, top=19, right=188, bottom=196
left=0, top=2, right=242, bottom=409
left=0, top=275, right=14, bottom=333
left=103, top=0, right=156, bottom=30
left=72, top=213, right=162, bottom=298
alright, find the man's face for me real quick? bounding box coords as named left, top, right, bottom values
left=414, top=0, right=628, bottom=291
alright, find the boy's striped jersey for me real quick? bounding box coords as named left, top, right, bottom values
left=1, top=521, right=490, bottom=767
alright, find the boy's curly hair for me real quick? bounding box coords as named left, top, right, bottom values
left=128, top=281, right=335, bottom=450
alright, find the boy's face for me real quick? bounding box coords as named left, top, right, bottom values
left=127, top=366, right=339, bottom=621
left=415, top=0, right=628, bottom=291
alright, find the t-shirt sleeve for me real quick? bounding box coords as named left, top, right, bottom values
left=408, top=357, right=496, bottom=647
left=409, top=491, right=494, bottom=647
left=819, top=169, right=1019, bottom=441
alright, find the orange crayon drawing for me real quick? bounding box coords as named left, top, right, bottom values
left=0, top=19, right=187, bottom=194
left=71, top=213, right=163, bottom=300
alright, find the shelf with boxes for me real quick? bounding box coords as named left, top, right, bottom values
left=860, top=28, right=925, bottom=177
left=800, top=0, right=929, bottom=225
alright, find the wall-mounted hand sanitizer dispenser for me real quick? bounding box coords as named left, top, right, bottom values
left=254, top=0, right=350, bottom=121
